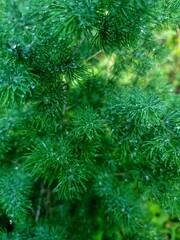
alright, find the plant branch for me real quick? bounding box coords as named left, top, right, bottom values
left=83, top=50, right=104, bottom=63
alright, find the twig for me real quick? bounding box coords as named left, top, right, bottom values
left=83, top=50, right=104, bottom=63
left=112, top=172, right=126, bottom=176
left=35, top=184, right=44, bottom=222
left=46, top=188, right=52, bottom=217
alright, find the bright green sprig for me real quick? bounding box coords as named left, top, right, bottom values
left=0, top=168, right=32, bottom=222
left=24, top=138, right=87, bottom=199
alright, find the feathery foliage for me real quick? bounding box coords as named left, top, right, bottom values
left=0, top=0, right=180, bottom=239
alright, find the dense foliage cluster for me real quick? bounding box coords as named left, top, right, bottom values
left=0, top=0, right=180, bottom=239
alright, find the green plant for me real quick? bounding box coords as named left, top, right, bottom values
left=0, top=0, right=179, bottom=239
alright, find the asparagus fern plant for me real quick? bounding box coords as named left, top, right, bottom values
left=0, top=0, right=179, bottom=239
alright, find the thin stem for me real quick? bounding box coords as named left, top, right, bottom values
left=83, top=50, right=104, bottom=63
left=112, top=172, right=126, bottom=176
left=46, top=188, right=52, bottom=217
left=35, top=184, right=44, bottom=222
